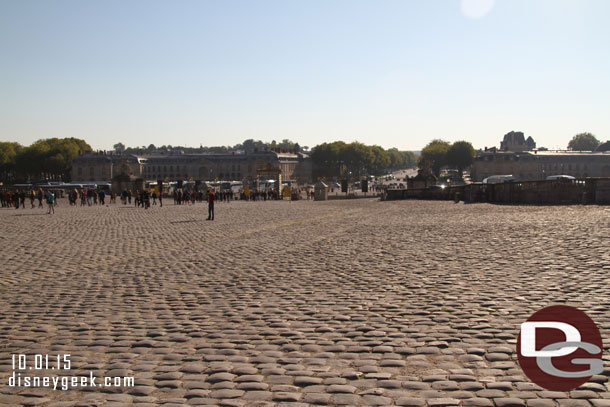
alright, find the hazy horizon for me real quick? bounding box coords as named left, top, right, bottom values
left=2, top=0, right=609, bottom=152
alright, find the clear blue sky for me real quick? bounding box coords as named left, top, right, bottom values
left=1, top=0, right=609, bottom=151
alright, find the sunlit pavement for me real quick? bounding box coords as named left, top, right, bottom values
left=1, top=199, right=609, bottom=406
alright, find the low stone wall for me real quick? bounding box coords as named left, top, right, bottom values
left=384, top=178, right=610, bottom=205
left=328, top=193, right=379, bottom=200
left=595, top=178, right=610, bottom=204
left=384, top=186, right=458, bottom=201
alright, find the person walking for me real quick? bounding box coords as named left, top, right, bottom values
left=46, top=190, right=55, bottom=214
left=206, top=189, right=215, bottom=220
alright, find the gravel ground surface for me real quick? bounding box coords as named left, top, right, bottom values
left=1, top=199, right=609, bottom=406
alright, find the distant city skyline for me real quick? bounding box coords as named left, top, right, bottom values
left=1, top=0, right=609, bottom=152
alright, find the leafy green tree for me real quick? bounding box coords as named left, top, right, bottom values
left=568, top=133, right=600, bottom=151
left=403, top=151, right=418, bottom=167
left=16, top=140, right=49, bottom=181
left=113, top=142, right=126, bottom=154
left=240, top=139, right=254, bottom=152
left=278, top=139, right=293, bottom=151
left=343, top=142, right=374, bottom=176
left=238, top=139, right=266, bottom=153
left=387, top=148, right=403, bottom=169
left=312, top=142, right=418, bottom=177
left=446, top=141, right=476, bottom=174
left=384, top=149, right=417, bottom=170
left=369, top=145, right=390, bottom=174
left=311, top=142, right=346, bottom=165
left=0, top=142, right=24, bottom=182
left=207, top=146, right=229, bottom=153
left=311, top=141, right=348, bottom=177
left=419, top=139, right=450, bottom=176
left=13, top=138, right=91, bottom=182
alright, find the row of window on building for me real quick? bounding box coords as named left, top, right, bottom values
left=77, top=167, right=110, bottom=177
left=143, top=164, right=242, bottom=173
left=541, top=163, right=588, bottom=171
left=144, top=173, right=243, bottom=180
left=75, top=166, right=246, bottom=181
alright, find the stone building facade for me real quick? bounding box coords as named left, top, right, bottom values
left=471, top=133, right=610, bottom=182
left=72, top=154, right=142, bottom=183
left=472, top=150, right=610, bottom=182
left=72, top=151, right=312, bottom=184
left=71, top=154, right=113, bottom=182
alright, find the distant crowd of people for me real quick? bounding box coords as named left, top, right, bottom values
left=1, top=185, right=331, bottom=218
left=1, top=189, right=41, bottom=209
left=168, top=188, right=290, bottom=203
left=1, top=188, right=57, bottom=214
left=246, top=189, right=280, bottom=201
left=67, top=188, right=112, bottom=206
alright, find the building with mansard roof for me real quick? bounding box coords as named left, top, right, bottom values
left=471, top=133, right=610, bottom=182
left=71, top=150, right=312, bottom=184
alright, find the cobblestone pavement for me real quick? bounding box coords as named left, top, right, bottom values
left=1, top=199, right=609, bottom=406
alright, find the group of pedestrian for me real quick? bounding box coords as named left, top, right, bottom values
left=134, top=190, right=152, bottom=209
left=2, top=185, right=313, bottom=220
left=0, top=189, right=57, bottom=214
left=173, top=190, right=199, bottom=205
left=1, top=189, right=27, bottom=208
left=242, top=189, right=279, bottom=201
left=67, top=188, right=111, bottom=206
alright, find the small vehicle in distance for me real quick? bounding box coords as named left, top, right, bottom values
left=546, top=175, right=576, bottom=180
left=482, top=175, right=518, bottom=184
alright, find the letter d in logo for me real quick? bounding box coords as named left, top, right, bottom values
left=520, top=322, right=581, bottom=357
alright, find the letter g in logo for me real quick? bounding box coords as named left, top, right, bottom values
left=517, top=305, right=604, bottom=391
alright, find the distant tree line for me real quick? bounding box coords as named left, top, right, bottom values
left=114, top=139, right=306, bottom=155
left=0, top=138, right=92, bottom=183
left=418, top=140, right=476, bottom=177
left=311, top=141, right=418, bottom=177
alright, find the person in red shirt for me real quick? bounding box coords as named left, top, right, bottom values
left=207, top=189, right=215, bottom=220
